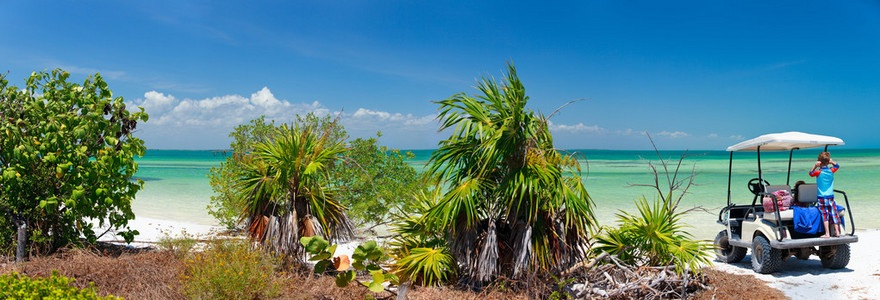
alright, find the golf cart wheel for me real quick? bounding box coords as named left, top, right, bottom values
left=714, top=230, right=746, bottom=263
left=820, top=244, right=850, bottom=269
left=751, top=235, right=782, bottom=274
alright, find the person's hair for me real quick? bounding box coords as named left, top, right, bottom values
left=818, top=152, right=831, bottom=166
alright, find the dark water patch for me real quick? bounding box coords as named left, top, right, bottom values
left=592, top=161, right=645, bottom=166
left=133, top=177, right=161, bottom=182
left=591, top=164, right=642, bottom=168
left=138, top=164, right=216, bottom=169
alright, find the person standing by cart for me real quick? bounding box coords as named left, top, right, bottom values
left=809, top=152, right=842, bottom=237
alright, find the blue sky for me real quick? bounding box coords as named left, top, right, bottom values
left=2, top=1, right=879, bottom=150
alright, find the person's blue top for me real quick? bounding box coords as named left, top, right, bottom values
left=809, top=163, right=839, bottom=198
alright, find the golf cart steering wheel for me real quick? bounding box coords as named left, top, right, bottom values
left=747, top=178, right=770, bottom=196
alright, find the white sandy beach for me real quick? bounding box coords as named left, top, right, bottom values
left=97, top=216, right=222, bottom=247
left=711, top=229, right=880, bottom=300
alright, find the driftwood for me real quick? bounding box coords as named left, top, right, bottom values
left=566, top=252, right=709, bottom=299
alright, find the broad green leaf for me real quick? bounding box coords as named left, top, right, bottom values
left=352, top=260, right=366, bottom=271
left=304, top=236, right=329, bottom=254
left=365, top=263, right=382, bottom=273
left=310, top=252, right=331, bottom=261
left=368, top=281, right=384, bottom=293
left=314, top=260, right=331, bottom=274
left=335, top=270, right=355, bottom=287
left=370, top=270, right=384, bottom=283
left=328, top=244, right=337, bottom=256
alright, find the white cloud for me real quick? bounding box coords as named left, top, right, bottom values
left=348, top=108, right=436, bottom=128
left=615, top=128, right=639, bottom=136
left=132, top=87, right=329, bottom=127
left=730, top=135, right=744, bottom=140
left=656, top=131, right=689, bottom=138
left=130, top=87, right=440, bottom=149
left=708, top=133, right=718, bottom=138
left=548, top=121, right=605, bottom=133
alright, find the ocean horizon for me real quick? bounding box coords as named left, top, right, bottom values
left=135, top=148, right=880, bottom=240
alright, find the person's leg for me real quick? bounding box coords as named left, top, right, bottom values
left=819, top=203, right=831, bottom=238
left=831, top=198, right=842, bottom=236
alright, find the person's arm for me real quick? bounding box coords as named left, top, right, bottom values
left=809, top=161, right=821, bottom=177
left=830, top=159, right=840, bottom=173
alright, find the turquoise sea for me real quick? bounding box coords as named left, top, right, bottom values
left=134, top=148, right=880, bottom=240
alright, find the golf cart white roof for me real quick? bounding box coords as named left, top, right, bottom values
left=726, top=131, right=844, bottom=152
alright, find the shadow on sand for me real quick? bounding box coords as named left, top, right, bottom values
left=719, top=255, right=853, bottom=278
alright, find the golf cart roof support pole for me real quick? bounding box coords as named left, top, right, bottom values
left=825, top=145, right=828, bottom=152
left=727, top=151, right=733, bottom=207
left=757, top=146, right=763, bottom=186
left=786, top=148, right=794, bottom=185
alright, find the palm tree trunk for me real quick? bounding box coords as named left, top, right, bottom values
left=510, top=221, right=532, bottom=277
left=475, top=219, right=498, bottom=282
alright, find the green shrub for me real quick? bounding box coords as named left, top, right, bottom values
left=388, top=189, right=457, bottom=286
left=301, top=236, right=397, bottom=293
left=157, top=233, right=198, bottom=259
left=0, top=270, right=120, bottom=299
left=593, top=196, right=712, bottom=274
left=181, top=239, right=279, bottom=300
left=0, top=70, right=148, bottom=254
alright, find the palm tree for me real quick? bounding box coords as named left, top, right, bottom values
left=235, top=123, right=353, bottom=256
left=424, top=63, right=595, bottom=282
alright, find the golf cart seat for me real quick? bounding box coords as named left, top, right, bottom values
left=764, top=184, right=819, bottom=221
left=795, top=183, right=818, bottom=205
left=763, top=209, right=793, bottom=221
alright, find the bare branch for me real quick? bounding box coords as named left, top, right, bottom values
left=547, top=98, right=590, bottom=120
left=537, top=98, right=590, bottom=134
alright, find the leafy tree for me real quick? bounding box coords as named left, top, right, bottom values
left=236, top=122, right=353, bottom=256
left=424, top=63, right=595, bottom=282
left=208, top=114, right=424, bottom=229
left=330, top=132, right=424, bottom=227
left=207, top=117, right=282, bottom=229
left=0, top=70, right=148, bottom=256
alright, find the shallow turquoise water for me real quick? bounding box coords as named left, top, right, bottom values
left=132, top=150, right=226, bottom=225
left=134, top=148, right=880, bottom=240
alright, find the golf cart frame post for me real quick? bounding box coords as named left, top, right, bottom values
left=723, top=132, right=856, bottom=240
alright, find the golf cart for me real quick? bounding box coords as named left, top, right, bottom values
left=714, top=132, right=858, bottom=274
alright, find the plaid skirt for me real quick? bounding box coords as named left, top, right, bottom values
left=817, top=196, right=841, bottom=224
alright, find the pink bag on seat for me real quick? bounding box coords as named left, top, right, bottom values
left=763, top=190, right=792, bottom=213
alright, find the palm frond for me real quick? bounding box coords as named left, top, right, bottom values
left=234, top=122, right=353, bottom=258
left=424, top=62, right=595, bottom=282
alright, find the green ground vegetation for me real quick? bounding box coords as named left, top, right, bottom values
left=181, top=238, right=281, bottom=300
left=0, top=271, right=120, bottom=299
